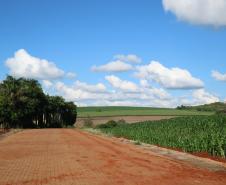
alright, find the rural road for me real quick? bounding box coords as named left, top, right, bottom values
left=0, top=129, right=225, bottom=185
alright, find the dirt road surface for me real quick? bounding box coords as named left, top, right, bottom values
left=0, top=129, right=225, bottom=185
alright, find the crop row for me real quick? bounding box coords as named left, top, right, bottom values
left=97, top=115, right=226, bottom=158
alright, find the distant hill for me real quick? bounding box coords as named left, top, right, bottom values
left=177, top=102, right=226, bottom=113
left=77, top=106, right=213, bottom=117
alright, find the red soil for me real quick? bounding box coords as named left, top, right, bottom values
left=0, top=128, right=9, bottom=135
left=155, top=145, right=226, bottom=163
left=191, top=152, right=226, bottom=163
left=0, top=129, right=225, bottom=185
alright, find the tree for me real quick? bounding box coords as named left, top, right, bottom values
left=0, top=76, right=77, bottom=128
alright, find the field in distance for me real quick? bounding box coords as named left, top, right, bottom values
left=77, top=106, right=213, bottom=118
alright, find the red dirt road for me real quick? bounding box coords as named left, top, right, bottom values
left=0, top=129, right=225, bottom=185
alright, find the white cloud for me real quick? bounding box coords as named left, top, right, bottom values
left=105, top=75, right=139, bottom=92
left=55, top=82, right=80, bottom=101
left=91, top=60, right=133, bottom=72
left=114, top=54, right=141, bottom=63
left=50, top=79, right=221, bottom=108
left=140, top=79, right=150, bottom=88
left=164, top=89, right=220, bottom=107
left=51, top=76, right=173, bottom=107
left=5, top=50, right=222, bottom=108
left=139, top=79, right=171, bottom=100
left=42, top=80, right=53, bottom=89
left=5, top=49, right=65, bottom=79
left=91, top=54, right=141, bottom=73
left=66, top=72, right=76, bottom=79
left=90, top=99, right=171, bottom=107
left=54, top=81, right=108, bottom=102
left=162, top=0, right=226, bottom=27
left=211, top=70, right=226, bottom=82
left=74, top=80, right=106, bottom=93
left=86, top=93, right=175, bottom=107
left=192, top=89, right=219, bottom=105
left=135, top=61, right=204, bottom=89
left=145, top=87, right=171, bottom=100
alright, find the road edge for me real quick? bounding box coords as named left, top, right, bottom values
left=80, top=128, right=226, bottom=172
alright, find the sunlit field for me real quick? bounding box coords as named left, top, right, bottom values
left=77, top=106, right=213, bottom=117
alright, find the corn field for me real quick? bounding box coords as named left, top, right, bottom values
left=97, top=115, right=226, bottom=158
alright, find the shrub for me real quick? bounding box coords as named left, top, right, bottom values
left=96, top=108, right=102, bottom=112
left=96, top=120, right=118, bottom=129
left=83, top=118, right=94, bottom=128
left=118, top=119, right=126, bottom=124
left=216, top=109, right=226, bottom=115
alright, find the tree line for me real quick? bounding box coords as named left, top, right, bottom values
left=0, top=76, right=77, bottom=128
left=177, top=102, right=226, bottom=113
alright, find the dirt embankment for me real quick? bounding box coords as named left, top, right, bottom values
left=0, top=128, right=9, bottom=135
left=0, top=129, right=21, bottom=140
left=0, top=129, right=225, bottom=185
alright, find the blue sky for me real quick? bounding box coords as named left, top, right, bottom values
left=0, top=0, right=226, bottom=107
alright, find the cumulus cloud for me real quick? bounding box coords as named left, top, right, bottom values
left=105, top=75, right=139, bottom=92
left=52, top=80, right=108, bottom=102
left=145, top=87, right=171, bottom=100
left=91, top=54, right=142, bottom=73
left=91, top=60, right=133, bottom=72
left=211, top=70, right=226, bottom=82
left=50, top=76, right=174, bottom=107
left=114, top=54, right=141, bottom=63
left=5, top=49, right=65, bottom=79
left=192, top=89, right=219, bottom=105
left=162, top=0, right=226, bottom=27
left=66, top=72, right=76, bottom=79
left=5, top=50, right=222, bottom=107
left=140, top=79, right=150, bottom=88
left=89, top=99, right=173, bottom=107
left=48, top=78, right=220, bottom=107
left=74, top=80, right=106, bottom=93
left=42, top=80, right=53, bottom=89
left=135, top=61, right=204, bottom=89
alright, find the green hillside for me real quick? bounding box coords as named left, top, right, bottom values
left=177, top=102, right=226, bottom=112
left=77, top=106, right=213, bottom=117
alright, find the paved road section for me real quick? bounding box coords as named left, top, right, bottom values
left=0, top=129, right=225, bottom=185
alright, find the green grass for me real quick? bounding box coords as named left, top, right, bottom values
left=96, top=115, right=226, bottom=158
left=77, top=106, right=213, bottom=117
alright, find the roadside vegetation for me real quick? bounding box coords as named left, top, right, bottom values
left=0, top=76, right=77, bottom=128
left=95, top=115, right=226, bottom=158
left=77, top=106, right=213, bottom=117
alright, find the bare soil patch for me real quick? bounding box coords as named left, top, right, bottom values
left=76, top=115, right=175, bottom=127
left=0, top=129, right=225, bottom=185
